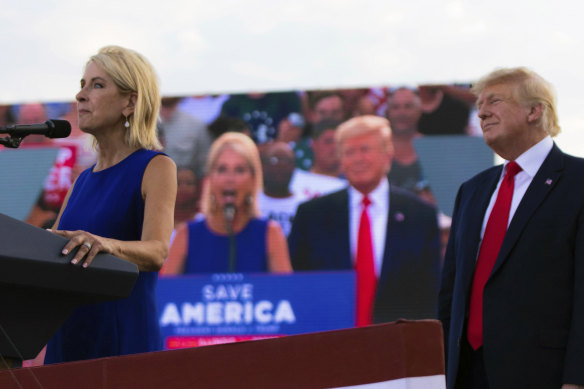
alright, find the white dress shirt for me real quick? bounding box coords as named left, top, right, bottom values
left=348, top=178, right=390, bottom=277
left=481, top=136, right=554, bottom=238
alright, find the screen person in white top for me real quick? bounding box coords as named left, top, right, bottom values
left=258, top=141, right=308, bottom=236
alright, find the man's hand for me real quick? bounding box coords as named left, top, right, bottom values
left=562, top=384, right=584, bottom=389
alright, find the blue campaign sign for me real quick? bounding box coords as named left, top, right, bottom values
left=157, top=272, right=355, bottom=349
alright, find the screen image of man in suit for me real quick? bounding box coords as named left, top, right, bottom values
left=288, top=115, right=442, bottom=325
left=438, top=67, right=584, bottom=389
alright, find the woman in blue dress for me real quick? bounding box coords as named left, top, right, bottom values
left=44, top=46, right=177, bottom=363
left=163, top=132, right=291, bottom=274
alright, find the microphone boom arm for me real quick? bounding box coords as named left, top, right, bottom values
left=0, top=135, right=24, bottom=148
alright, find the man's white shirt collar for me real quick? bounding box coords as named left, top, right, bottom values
left=508, top=135, right=553, bottom=179
left=348, top=178, right=390, bottom=209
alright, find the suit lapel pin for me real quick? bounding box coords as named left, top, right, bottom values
left=394, top=212, right=405, bottom=222
left=545, top=178, right=553, bottom=185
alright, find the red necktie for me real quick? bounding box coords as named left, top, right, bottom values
left=356, top=196, right=377, bottom=327
left=467, top=161, right=522, bottom=349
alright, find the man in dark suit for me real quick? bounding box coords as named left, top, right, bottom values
left=289, top=115, right=442, bottom=325
left=439, top=67, right=584, bottom=389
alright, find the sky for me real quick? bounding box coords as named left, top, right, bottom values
left=1, top=0, right=584, bottom=156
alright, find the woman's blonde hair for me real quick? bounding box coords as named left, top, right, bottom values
left=472, top=67, right=560, bottom=137
left=200, top=132, right=262, bottom=218
left=89, top=45, right=162, bottom=149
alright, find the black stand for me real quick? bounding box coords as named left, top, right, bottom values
left=0, top=213, right=138, bottom=363
left=0, top=136, right=23, bottom=148
left=223, top=204, right=237, bottom=272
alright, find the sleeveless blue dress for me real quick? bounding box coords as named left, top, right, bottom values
left=45, top=149, right=164, bottom=364
left=185, top=218, right=269, bottom=273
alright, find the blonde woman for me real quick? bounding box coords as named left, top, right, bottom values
left=45, top=46, right=176, bottom=364
left=163, top=132, right=291, bottom=274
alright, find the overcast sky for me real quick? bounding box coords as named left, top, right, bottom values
left=2, top=0, right=583, bottom=155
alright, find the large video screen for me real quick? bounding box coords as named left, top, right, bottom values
left=0, top=83, right=494, bottom=356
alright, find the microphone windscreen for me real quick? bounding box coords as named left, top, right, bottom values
left=223, top=203, right=236, bottom=222
left=46, top=119, right=72, bottom=138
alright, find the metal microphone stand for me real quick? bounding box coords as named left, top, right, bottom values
left=0, top=136, right=24, bottom=148
left=223, top=204, right=237, bottom=272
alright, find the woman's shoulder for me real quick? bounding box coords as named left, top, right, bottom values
left=139, top=149, right=173, bottom=165
left=265, top=218, right=284, bottom=235
left=246, top=217, right=273, bottom=238
left=249, top=217, right=270, bottom=228
left=142, top=151, right=176, bottom=183
left=132, top=148, right=172, bottom=167
left=108, top=149, right=171, bottom=176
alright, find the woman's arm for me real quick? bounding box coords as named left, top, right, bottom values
left=51, top=178, right=76, bottom=230
left=54, top=155, right=177, bottom=271
left=266, top=220, right=292, bottom=273
left=160, top=222, right=189, bottom=275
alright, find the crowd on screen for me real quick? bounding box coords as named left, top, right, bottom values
left=5, top=85, right=477, bottom=321
left=6, top=84, right=476, bottom=247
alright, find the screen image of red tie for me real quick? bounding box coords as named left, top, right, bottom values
left=356, top=196, right=376, bottom=327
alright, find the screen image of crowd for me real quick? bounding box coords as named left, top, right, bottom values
left=0, top=83, right=492, bottom=358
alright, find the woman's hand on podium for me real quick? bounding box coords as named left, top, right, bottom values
left=48, top=229, right=113, bottom=268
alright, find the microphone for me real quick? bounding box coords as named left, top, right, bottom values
left=223, top=203, right=236, bottom=225
left=0, top=120, right=71, bottom=139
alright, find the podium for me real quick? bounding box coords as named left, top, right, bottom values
left=0, top=213, right=138, bottom=363
left=0, top=320, right=445, bottom=388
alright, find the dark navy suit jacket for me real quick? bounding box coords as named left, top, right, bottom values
left=439, top=144, right=584, bottom=388
left=288, top=183, right=442, bottom=323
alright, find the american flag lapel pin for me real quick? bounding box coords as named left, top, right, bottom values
left=395, top=212, right=405, bottom=222
left=545, top=178, right=553, bottom=185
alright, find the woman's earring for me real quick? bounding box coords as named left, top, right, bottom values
left=124, top=116, right=130, bottom=129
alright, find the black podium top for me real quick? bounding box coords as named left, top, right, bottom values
left=0, top=213, right=138, bottom=300
left=0, top=213, right=139, bottom=359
